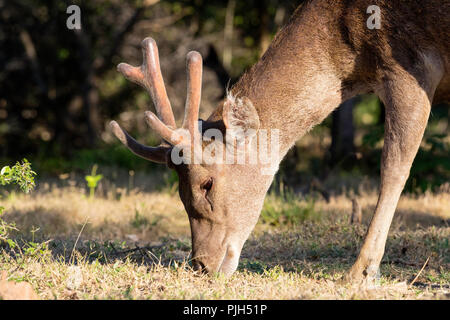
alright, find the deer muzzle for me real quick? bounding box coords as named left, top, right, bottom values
left=189, top=218, right=244, bottom=276
left=192, top=243, right=241, bottom=277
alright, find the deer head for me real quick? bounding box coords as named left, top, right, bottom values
left=110, top=38, right=277, bottom=276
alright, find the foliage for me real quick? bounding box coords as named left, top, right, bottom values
left=0, top=159, right=37, bottom=194
left=0, top=159, right=36, bottom=242
left=0, top=211, right=17, bottom=244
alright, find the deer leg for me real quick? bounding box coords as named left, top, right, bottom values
left=345, top=74, right=434, bottom=284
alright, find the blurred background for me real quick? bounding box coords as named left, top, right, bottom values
left=1, top=0, right=449, bottom=195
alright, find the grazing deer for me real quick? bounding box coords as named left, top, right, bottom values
left=110, top=0, right=449, bottom=283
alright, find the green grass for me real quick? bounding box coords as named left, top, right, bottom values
left=261, top=191, right=321, bottom=226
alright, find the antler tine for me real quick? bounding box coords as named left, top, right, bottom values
left=182, top=51, right=203, bottom=138
left=117, top=37, right=176, bottom=128
left=144, top=111, right=185, bottom=146
left=109, top=121, right=168, bottom=163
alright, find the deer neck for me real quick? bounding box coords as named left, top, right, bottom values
left=229, top=6, right=356, bottom=158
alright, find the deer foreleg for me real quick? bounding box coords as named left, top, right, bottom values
left=346, top=73, right=435, bottom=284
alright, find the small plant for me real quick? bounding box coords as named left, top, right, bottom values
left=130, top=204, right=162, bottom=229
left=0, top=159, right=36, bottom=243
left=130, top=209, right=149, bottom=228
left=0, top=210, right=18, bottom=244
left=263, top=265, right=284, bottom=280
left=1, top=158, right=36, bottom=194
left=85, top=164, right=103, bottom=199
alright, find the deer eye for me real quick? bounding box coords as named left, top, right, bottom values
left=200, top=177, right=213, bottom=194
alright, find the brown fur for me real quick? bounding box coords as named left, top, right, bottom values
left=114, top=0, right=449, bottom=282
left=205, top=0, right=449, bottom=282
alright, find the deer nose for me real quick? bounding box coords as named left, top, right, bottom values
left=192, top=259, right=207, bottom=273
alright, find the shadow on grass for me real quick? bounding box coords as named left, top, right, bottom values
left=2, top=205, right=449, bottom=286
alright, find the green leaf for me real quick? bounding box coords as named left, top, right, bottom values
left=7, top=239, right=16, bottom=248
left=85, top=174, right=103, bottom=188
left=1, top=166, right=11, bottom=176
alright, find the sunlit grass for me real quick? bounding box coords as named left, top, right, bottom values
left=0, top=175, right=449, bottom=300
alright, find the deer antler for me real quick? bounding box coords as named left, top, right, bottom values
left=110, top=37, right=203, bottom=163
left=118, top=38, right=176, bottom=128
left=182, top=51, right=203, bottom=142
left=109, top=121, right=169, bottom=163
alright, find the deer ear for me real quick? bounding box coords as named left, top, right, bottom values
left=222, top=96, right=260, bottom=141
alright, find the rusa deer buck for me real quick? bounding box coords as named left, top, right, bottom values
left=110, top=0, right=449, bottom=283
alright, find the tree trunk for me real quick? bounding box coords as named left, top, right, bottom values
left=258, top=0, right=271, bottom=57
left=329, top=96, right=358, bottom=166
left=223, top=0, right=236, bottom=71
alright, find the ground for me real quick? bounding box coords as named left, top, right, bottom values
left=0, top=173, right=449, bottom=300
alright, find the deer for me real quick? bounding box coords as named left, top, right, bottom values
left=110, top=0, right=450, bottom=284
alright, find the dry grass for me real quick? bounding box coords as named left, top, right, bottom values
left=0, top=178, right=449, bottom=300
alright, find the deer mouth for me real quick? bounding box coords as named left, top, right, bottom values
left=192, top=260, right=207, bottom=273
